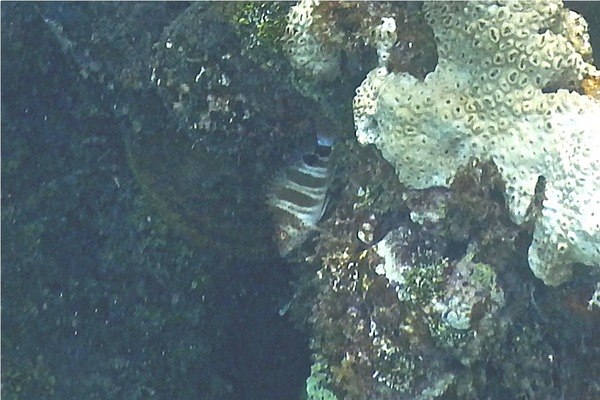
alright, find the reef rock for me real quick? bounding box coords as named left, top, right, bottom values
left=354, top=0, right=600, bottom=286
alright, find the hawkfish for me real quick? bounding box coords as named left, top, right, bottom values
left=266, top=133, right=335, bottom=257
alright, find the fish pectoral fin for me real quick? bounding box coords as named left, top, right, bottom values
left=317, top=192, right=331, bottom=222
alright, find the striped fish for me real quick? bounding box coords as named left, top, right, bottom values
left=267, top=133, right=335, bottom=257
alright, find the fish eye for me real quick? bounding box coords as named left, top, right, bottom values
left=316, top=145, right=332, bottom=157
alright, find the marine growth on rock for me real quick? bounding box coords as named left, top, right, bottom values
left=353, top=0, right=600, bottom=286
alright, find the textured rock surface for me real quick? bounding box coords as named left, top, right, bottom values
left=283, top=0, right=341, bottom=82
left=2, top=4, right=312, bottom=399
left=354, top=0, right=600, bottom=286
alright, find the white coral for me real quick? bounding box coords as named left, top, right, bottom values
left=354, top=0, right=600, bottom=286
